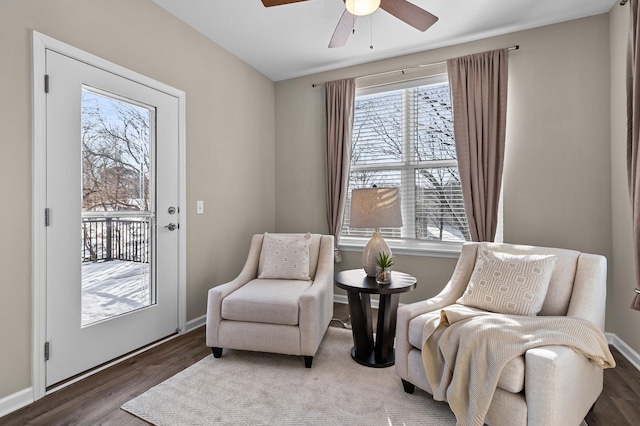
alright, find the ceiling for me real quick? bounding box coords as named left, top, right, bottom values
left=151, top=0, right=619, bottom=82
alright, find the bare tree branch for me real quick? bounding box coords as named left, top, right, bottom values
left=81, top=92, right=150, bottom=212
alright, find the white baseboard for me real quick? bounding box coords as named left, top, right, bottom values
left=334, top=294, right=380, bottom=309
left=186, top=314, right=206, bottom=332
left=606, top=332, right=640, bottom=371
left=334, top=294, right=348, bottom=305
left=0, top=387, right=33, bottom=418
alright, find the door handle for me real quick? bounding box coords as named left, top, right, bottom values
left=164, top=223, right=178, bottom=231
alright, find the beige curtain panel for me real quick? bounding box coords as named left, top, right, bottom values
left=325, top=78, right=356, bottom=263
left=627, top=0, right=640, bottom=311
left=447, top=49, right=509, bottom=243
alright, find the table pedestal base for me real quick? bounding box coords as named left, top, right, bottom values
left=334, top=269, right=416, bottom=369
left=347, top=291, right=400, bottom=368
left=350, top=346, right=395, bottom=368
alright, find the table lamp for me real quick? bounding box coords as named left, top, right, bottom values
left=349, top=187, right=402, bottom=277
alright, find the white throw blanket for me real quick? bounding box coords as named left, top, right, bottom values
left=421, top=304, right=616, bottom=426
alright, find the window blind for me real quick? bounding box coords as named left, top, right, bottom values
left=342, top=77, right=470, bottom=244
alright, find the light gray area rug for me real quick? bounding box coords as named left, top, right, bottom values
left=122, top=327, right=456, bottom=425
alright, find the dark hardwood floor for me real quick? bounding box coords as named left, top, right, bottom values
left=1, top=303, right=639, bottom=425
left=0, top=324, right=211, bottom=426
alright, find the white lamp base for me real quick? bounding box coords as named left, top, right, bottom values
left=362, top=230, right=392, bottom=277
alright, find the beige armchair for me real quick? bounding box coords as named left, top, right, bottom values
left=206, top=233, right=334, bottom=368
left=395, top=242, right=608, bottom=426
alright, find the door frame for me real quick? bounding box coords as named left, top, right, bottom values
left=31, top=31, right=187, bottom=401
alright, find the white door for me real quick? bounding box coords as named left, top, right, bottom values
left=45, top=49, right=180, bottom=386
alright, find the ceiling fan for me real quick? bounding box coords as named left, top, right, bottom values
left=261, top=0, right=438, bottom=48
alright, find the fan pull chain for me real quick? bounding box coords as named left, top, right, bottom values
left=352, top=7, right=356, bottom=35
left=370, top=13, right=374, bottom=49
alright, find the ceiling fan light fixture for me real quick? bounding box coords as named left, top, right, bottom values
left=345, top=0, right=381, bottom=17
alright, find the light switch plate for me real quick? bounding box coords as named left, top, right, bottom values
left=196, top=200, right=204, bottom=214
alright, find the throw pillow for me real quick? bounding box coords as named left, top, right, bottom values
left=456, top=248, right=557, bottom=316
left=258, top=233, right=312, bottom=281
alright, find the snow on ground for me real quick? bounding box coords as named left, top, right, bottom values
left=82, top=260, right=150, bottom=326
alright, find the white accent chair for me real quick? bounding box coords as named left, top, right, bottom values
left=395, top=242, right=607, bottom=426
left=206, top=233, right=334, bottom=368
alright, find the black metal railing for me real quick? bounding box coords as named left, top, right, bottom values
left=82, top=217, right=150, bottom=263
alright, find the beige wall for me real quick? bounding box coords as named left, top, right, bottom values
left=609, top=4, right=640, bottom=353
left=275, top=15, right=614, bottom=308
left=0, top=0, right=275, bottom=399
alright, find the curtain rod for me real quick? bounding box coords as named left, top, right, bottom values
left=311, top=45, right=520, bottom=88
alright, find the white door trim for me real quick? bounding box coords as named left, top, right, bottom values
left=31, top=31, right=187, bottom=401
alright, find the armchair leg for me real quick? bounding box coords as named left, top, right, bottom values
left=211, top=347, right=222, bottom=358
left=401, top=379, right=415, bottom=394
left=304, top=356, right=313, bottom=368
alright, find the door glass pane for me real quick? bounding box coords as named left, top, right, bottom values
left=81, top=88, right=154, bottom=327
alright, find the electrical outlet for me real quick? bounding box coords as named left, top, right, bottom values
left=196, top=200, right=204, bottom=214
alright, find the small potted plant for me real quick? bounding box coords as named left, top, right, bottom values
left=375, top=251, right=394, bottom=285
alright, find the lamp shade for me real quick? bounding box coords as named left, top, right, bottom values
left=345, top=0, right=381, bottom=16
left=349, top=187, right=403, bottom=229
left=349, top=187, right=402, bottom=277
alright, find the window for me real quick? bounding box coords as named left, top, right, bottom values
left=340, top=74, right=470, bottom=254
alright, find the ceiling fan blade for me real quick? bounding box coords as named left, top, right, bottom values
left=380, top=0, right=438, bottom=32
left=261, top=0, right=307, bottom=7
left=329, top=9, right=357, bottom=48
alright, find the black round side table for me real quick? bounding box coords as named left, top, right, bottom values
left=335, top=269, right=417, bottom=368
